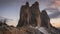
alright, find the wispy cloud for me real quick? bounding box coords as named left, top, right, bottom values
left=45, top=0, right=60, bottom=19
left=47, top=0, right=60, bottom=10
left=49, top=11, right=60, bottom=18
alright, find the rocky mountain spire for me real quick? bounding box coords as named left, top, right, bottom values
left=41, top=10, right=50, bottom=28
left=17, top=2, right=30, bottom=27
left=29, top=1, right=41, bottom=27
left=17, top=1, right=42, bottom=27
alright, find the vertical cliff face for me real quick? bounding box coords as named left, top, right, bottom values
left=41, top=10, right=50, bottom=28
left=29, top=2, right=41, bottom=27
left=16, top=1, right=60, bottom=34
left=17, top=1, right=50, bottom=28
left=17, top=1, right=42, bottom=27
left=17, top=2, right=30, bottom=27
left=17, top=1, right=52, bottom=31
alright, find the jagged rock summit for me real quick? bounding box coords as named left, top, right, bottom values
left=17, top=2, right=30, bottom=27
left=41, top=10, right=50, bottom=28
left=17, top=1, right=60, bottom=34
left=0, top=1, right=60, bottom=34
left=17, top=1, right=42, bottom=28
left=29, top=1, right=41, bottom=27
left=16, top=1, right=52, bottom=34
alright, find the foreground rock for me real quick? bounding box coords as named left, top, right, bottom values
left=0, top=23, right=44, bottom=34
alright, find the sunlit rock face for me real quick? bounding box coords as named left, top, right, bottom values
left=17, top=2, right=30, bottom=27
left=29, top=2, right=41, bottom=27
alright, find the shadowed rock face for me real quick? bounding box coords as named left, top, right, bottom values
left=40, top=10, right=60, bottom=34
left=41, top=10, right=50, bottom=28
left=17, top=1, right=41, bottom=27
left=17, top=2, right=30, bottom=27
left=17, top=1, right=50, bottom=29
left=16, top=1, right=60, bottom=34
left=29, top=2, right=41, bottom=27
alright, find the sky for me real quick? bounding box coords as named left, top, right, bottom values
left=0, top=0, right=60, bottom=27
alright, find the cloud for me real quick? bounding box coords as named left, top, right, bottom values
left=6, top=19, right=18, bottom=27
left=49, top=11, right=60, bottom=18
left=45, top=4, right=60, bottom=19
left=44, top=0, right=60, bottom=19
left=50, top=18, right=60, bottom=28
left=55, top=0, right=60, bottom=6
left=45, top=7, right=60, bottom=19
left=47, top=0, right=60, bottom=10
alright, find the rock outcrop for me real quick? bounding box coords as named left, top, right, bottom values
left=0, top=22, right=44, bottom=34
left=0, top=1, right=60, bottom=34
left=29, top=1, right=41, bottom=27
left=17, top=2, right=30, bottom=27
left=41, top=10, right=50, bottom=28
left=17, top=1, right=41, bottom=27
